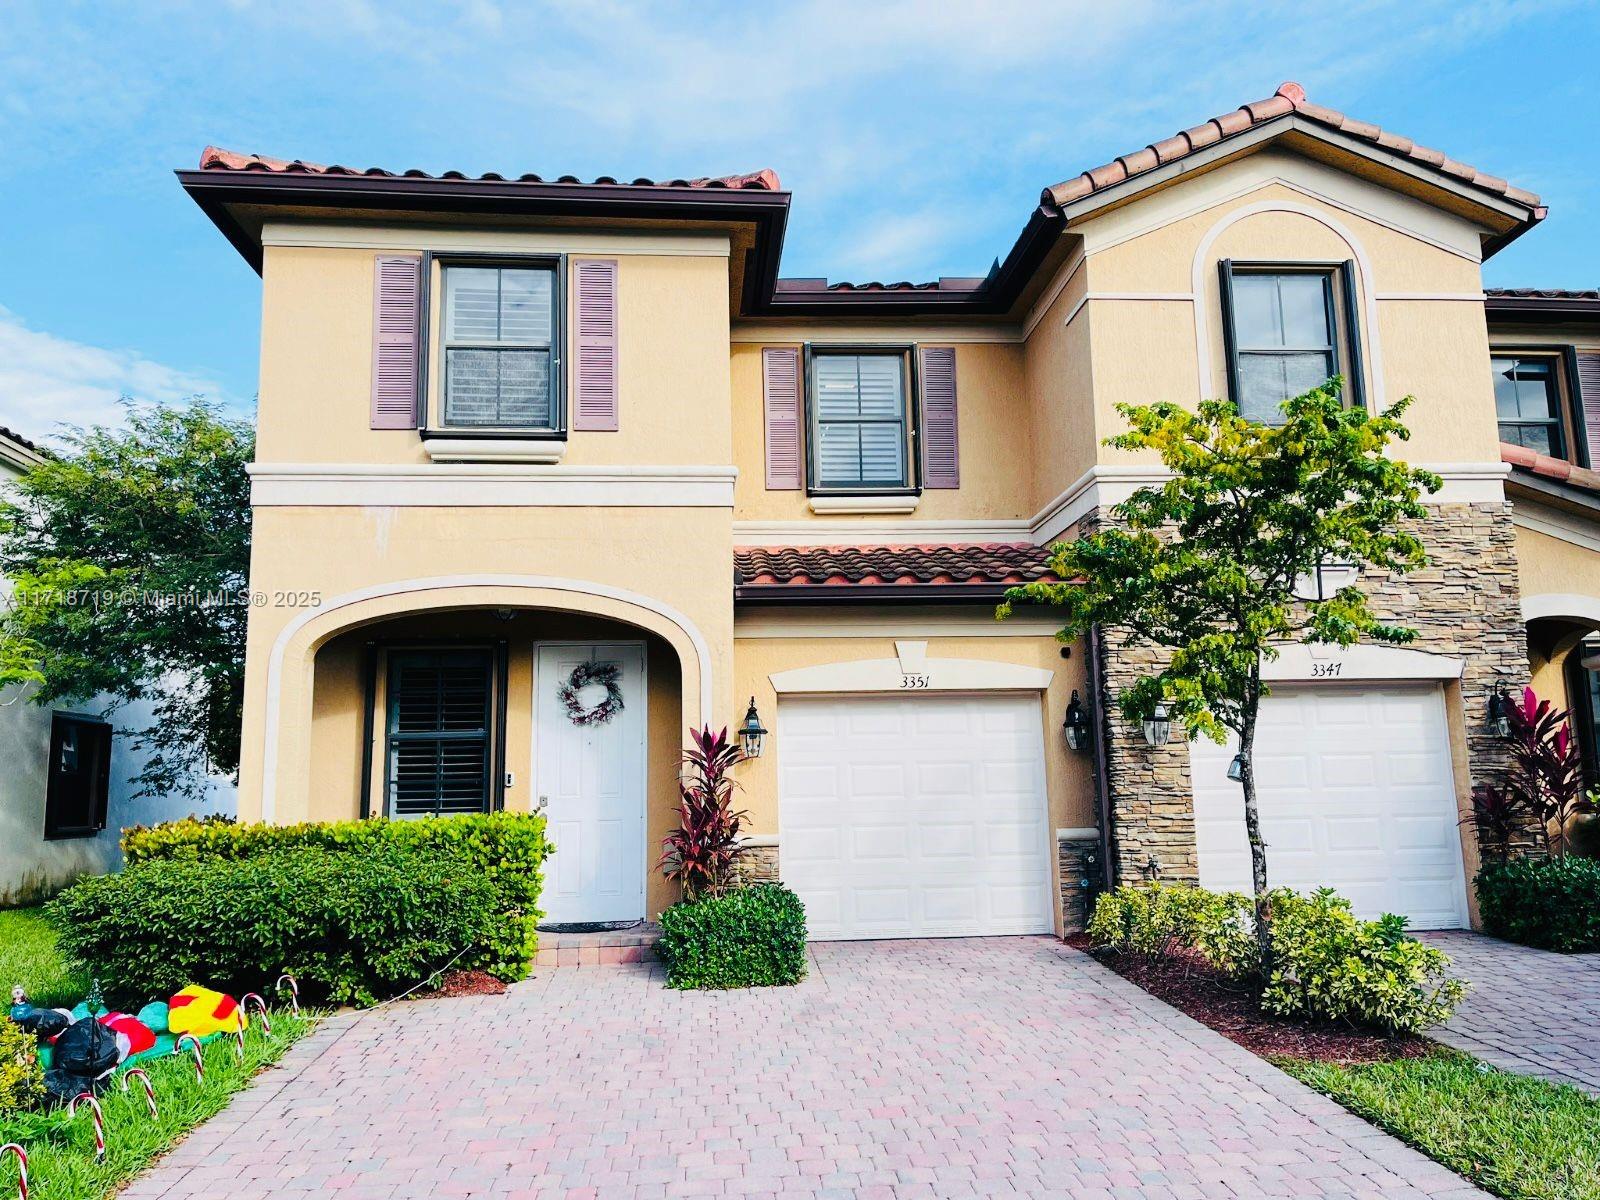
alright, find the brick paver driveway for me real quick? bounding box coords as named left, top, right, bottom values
left=1425, top=930, right=1600, bottom=1094
left=124, top=939, right=1482, bottom=1200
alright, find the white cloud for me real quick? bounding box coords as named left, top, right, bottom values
left=0, top=307, right=236, bottom=446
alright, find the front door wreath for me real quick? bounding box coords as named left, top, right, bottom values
left=558, top=660, right=625, bottom=727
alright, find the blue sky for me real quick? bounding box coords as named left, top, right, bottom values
left=1, top=1, right=1595, bottom=441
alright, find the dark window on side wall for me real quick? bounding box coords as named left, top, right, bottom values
left=1221, top=263, right=1362, bottom=422
left=807, top=349, right=914, bottom=491
left=1565, top=642, right=1600, bottom=793
left=441, top=264, right=559, bottom=430
left=385, top=649, right=494, bottom=817
left=1492, top=355, right=1565, bottom=458
left=44, top=714, right=112, bottom=839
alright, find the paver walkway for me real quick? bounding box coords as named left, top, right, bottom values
left=1425, top=930, right=1600, bottom=1094
left=123, top=938, right=1482, bottom=1199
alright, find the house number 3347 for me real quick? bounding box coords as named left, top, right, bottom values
left=899, top=673, right=932, bottom=689
left=1310, top=662, right=1343, bottom=678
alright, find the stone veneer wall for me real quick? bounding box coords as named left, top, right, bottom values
left=734, top=841, right=780, bottom=885
left=1088, top=502, right=1527, bottom=885
left=1057, top=836, right=1104, bottom=933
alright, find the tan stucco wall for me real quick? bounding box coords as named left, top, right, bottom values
left=257, top=241, right=731, bottom=468
left=237, top=503, right=732, bottom=830
left=308, top=609, right=686, bottom=918
left=729, top=339, right=1034, bottom=522
left=1076, top=174, right=1501, bottom=467
left=1516, top=523, right=1600, bottom=602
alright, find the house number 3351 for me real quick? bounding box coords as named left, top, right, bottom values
left=899, top=673, right=931, bottom=689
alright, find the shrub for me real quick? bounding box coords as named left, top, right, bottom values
left=656, top=883, right=807, bottom=990
left=1476, top=857, right=1600, bottom=953
left=122, top=812, right=552, bottom=979
left=50, top=845, right=497, bottom=1007
left=1086, top=883, right=1254, bottom=968
left=1258, top=888, right=1465, bottom=1036
left=659, top=726, right=748, bottom=901
left=0, top=1017, right=43, bottom=1115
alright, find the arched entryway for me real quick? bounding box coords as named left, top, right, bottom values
left=1524, top=595, right=1600, bottom=855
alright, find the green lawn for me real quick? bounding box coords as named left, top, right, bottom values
left=1, top=904, right=316, bottom=1200
left=1281, top=1050, right=1600, bottom=1200
left=0, top=907, right=89, bottom=1007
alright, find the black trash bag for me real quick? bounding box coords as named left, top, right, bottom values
left=9, top=1004, right=73, bottom=1040
left=43, top=1017, right=120, bottom=1101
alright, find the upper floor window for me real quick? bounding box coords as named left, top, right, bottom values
left=807, top=348, right=915, bottom=491
left=1492, top=355, right=1564, bottom=457
left=441, top=262, right=560, bottom=431
left=1220, top=261, right=1362, bottom=422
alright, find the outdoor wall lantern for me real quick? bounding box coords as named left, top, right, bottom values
left=1485, top=686, right=1513, bottom=738
left=1291, top=558, right=1360, bottom=602
left=738, top=697, right=768, bottom=759
left=1062, top=689, right=1091, bottom=753
left=1227, top=752, right=1247, bottom=783
left=1141, top=702, right=1172, bottom=749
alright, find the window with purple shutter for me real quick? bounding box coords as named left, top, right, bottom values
left=1577, top=352, right=1600, bottom=469
left=371, top=255, right=422, bottom=430
left=762, top=347, right=802, bottom=489
left=573, top=259, right=618, bottom=431
left=919, top=346, right=960, bottom=488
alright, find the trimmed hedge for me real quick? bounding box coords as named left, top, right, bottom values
left=1477, top=856, right=1600, bottom=953
left=122, top=812, right=552, bottom=979
left=657, top=883, right=808, bottom=990
left=51, top=845, right=497, bottom=1007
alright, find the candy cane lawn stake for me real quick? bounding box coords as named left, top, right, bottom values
left=274, top=973, right=299, bottom=1016
left=0, top=1143, right=26, bottom=1200
left=177, top=1033, right=204, bottom=1082
left=69, top=1093, right=106, bottom=1163
left=232, top=1027, right=246, bottom=1061
left=241, top=992, right=272, bottom=1035
left=120, top=1068, right=158, bottom=1119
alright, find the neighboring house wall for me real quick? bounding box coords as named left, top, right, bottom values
left=0, top=453, right=237, bottom=906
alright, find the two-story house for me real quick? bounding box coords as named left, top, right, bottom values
left=182, top=81, right=1598, bottom=940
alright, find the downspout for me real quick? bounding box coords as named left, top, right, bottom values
left=1088, top=624, right=1115, bottom=891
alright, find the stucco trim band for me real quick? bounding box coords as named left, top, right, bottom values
left=769, top=652, right=1053, bottom=695
left=247, top=463, right=739, bottom=508
left=1523, top=593, right=1600, bottom=625
left=1262, top=643, right=1464, bottom=683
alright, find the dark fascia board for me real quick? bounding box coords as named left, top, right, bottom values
left=733, top=583, right=1030, bottom=606
left=1505, top=468, right=1600, bottom=516
left=176, top=169, right=792, bottom=286
left=1485, top=294, right=1600, bottom=325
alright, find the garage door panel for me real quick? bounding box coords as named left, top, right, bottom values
left=779, top=693, right=1052, bottom=940
left=1192, top=684, right=1468, bottom=929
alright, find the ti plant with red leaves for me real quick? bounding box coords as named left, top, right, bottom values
left=1475, top=686, right=1595, bottom=858
left=659, top=725, right=749, bottom=901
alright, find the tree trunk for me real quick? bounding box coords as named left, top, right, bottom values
left=1237, top=694, right=1273, bottom=973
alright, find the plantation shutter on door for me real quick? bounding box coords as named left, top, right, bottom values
left=573, top=259, right=619, bottom=431
left=386, top=650, right=493, bottom=817
left=1576, top=351, right=1600, bottom=468
left=919, top=346, right=960, bottom=488
left=371, top=255, right=422, bottom=429
left=763, top=347, right=802, bottom=489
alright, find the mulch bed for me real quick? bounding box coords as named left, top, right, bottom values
left=1065, top=934, right=1432, bottom=1064
left=433, top=969, right=507, bottom=997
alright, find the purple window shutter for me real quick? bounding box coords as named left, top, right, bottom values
left=370, top=255, right=421, bottom=430
left=919, top=346, right=960, bottom=488
left=762, top=347, right=802, bottom=489
left=573, top=259, right=619, bottom=431
left=1577, top=352, right=1600, bottom=469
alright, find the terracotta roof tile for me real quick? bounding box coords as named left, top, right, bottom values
left=733, top=543, right=1058, bottom=590
left=1487, top=286, right=1600, bottom=300
left=196, top=146, right=781, bottom=192
left=1042, top=81, right=1542, bottom=212
left=1502, top=441, right=1600, bottom=493
left=0, top=425, right=39, bottom=453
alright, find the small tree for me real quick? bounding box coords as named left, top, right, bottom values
left=1002, top=381, right=1440, bottom=965
left=659, top=725, right=748, bottom=901
left=0, top=400, right=253, bottom=798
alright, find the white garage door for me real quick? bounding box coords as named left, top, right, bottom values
left=1190, top=684, right=1469, bottom=930
left=778, top=693, right=1053, bottom=940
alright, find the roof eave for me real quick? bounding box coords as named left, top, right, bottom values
left=734, top=582, right=1028, bottom=606
left=177, top=169, right=792, bottom=278
left=1485, top=291, right=1600, bottom=324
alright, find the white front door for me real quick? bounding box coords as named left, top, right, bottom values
left=778, top=693, right=1053, bottom=940
left=1189, top=683, right=1470, bottom=930
left=535, top=642, right=647, bottom=924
